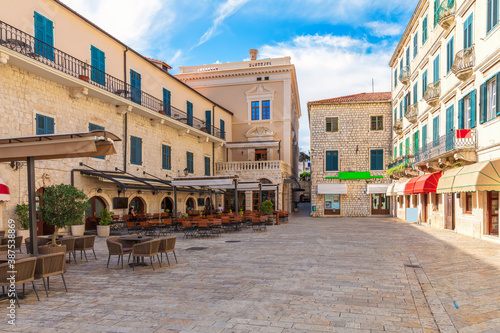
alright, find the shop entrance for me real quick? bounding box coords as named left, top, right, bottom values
left=421, top=194, right=428, bottom=222
left=85, top=196, right=106, bottom=230
left=445, top=193, right=454, bottom=230
left=488, top=191, right=499, bottom=235
left=371, top=194, right=389, bottom=215
left=324, top=194, right=340, bottom=215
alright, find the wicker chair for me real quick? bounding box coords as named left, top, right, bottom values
left=0, top=230, right=5, bottom=237
left=55, top=238, right=77, bottom=264
left=0, top=244, right=7, bottom=254
left=131, top=239, right=161, bottom=271
left=158, top=236, right=178, bottom=265
left=74, top=235, right=97, bottom=262
left=0, top=257, right=39, bottom=307
left=106, top=237, right=132, bottom=269
left=35, top=252, right=67, bottom=297
left=38, top=244, right=67, bottom=255
left=1, top=235, right=23, bottom=252
left=25, top=237, right=52, bottom=254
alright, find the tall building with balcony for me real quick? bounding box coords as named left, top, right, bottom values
left=389, top=0, right=500, bottom=240
left=0, top=0, right=233, bottom=233
left=176, top=50, right=301, bottom=212
left=308, top=92, right=393, bottom=217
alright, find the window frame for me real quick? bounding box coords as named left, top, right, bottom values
left=370, top=115, right=383, bottom=131
left=325, top=150, right=339, bottom=172
left=487, top=0, right=499, bottom=34
left=370, top=149, right=384, bottom=171
left=186, top=151, right=194, bottom=174
left=130, top=136, right=142, bottom=166
left=251, top=101, right=260, bottom=120
left=162, top=144, right=171, bottom=170
left=36, top=114, right=55, bottom=135
left=262, top=100, right=271, bottom=119
left=325, top=117, right=339, bottom=133
left=465, top=192, right=473, bottom=214
left=204, top=156, right=211, bottom=176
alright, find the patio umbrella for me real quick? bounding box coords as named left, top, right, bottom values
left=0, top=131, right=121, bottom=255
left=0, top=177, right=10, bottom=202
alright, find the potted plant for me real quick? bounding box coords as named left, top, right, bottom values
left=71, top=219, right=86, bottom=236
left=97, top=208, right=114, bottom=237
left=165, top=208, right=170, bottom=216
left=239, top=208, right=244, bottom=216
left=292, top=201, right=299, bottom=213
left=183, top=213, right=188, bottom=218
left=260, top=200, right=274, bottom=225
left=79, top=60, right=89, bottom=82
left=40, top=184, right=89, bottom=246
left=14, top=203, right=30, bottom=243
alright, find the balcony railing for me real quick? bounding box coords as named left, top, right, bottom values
left=405, top=103, right=418, bottom=124
left=451, top=45, right=475, bottom=81
left=436, top=0, right=456, bottom=30
left=414, top=129, right=477, bottom=164
left=398, top=65, right=411, bottom=85
left=0, top=20, right=225, bottom=140
left=216, top=160, right=283, bottom=173
left=393, top=119, right=403, bottom=135
left=423, top=81, right=440, bottom=107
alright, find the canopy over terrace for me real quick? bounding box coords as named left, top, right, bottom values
left=0, top=131, right=121, bottom=255
left=437, top=159, right=500, bottom=193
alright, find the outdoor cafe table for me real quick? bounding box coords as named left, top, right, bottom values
left=118, top=236, right=153, bottom=266
left=0, top=253, right=36, bottom=262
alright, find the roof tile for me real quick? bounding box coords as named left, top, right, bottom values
left=309, top=92, right=391, bottom=104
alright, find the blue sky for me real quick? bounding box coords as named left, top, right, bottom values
left=62, top=0, right=419, bottom=152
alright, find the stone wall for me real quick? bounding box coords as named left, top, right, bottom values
left=309, top=100, right=392, bottom=217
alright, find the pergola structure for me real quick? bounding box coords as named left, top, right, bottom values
left=0, top=131, right=121, bottom=255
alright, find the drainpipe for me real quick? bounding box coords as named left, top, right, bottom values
left=123, top=47, right=129, bottom=172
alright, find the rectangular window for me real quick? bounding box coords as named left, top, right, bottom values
left=394, top=146, right=397, bottom=158
left=423, top=16, right=428, bottom=44
left=465, top=192, right=473, bottom=213
left=413, top=32, right=418, bottom=58
left=406, top=47, right=410, bottom=66
left=163, top=88, right=171, bottom=116
left=400, top=100, right=403, bottom=119
left=487, top=0, right=499, bottom=33
left=404, top=93, right=411, bottom=115
left=433, top=116, right=440, bottom=147
left=36, top=114, right=54, bottom=135
left=394, top=107, right=397, bottom=120
left=34, top=12, right=54, bottom=60
left=399, top=142, right=403, bottom=157
left=90, top=45, right=105, bottom=86
left=422, top=124, right=428, bottom=150
left=186, top=152, right=194, bottom=173
left=130, top=69, right=142, bottom=104
left=130, top=136, right=142, bottom=165
left=423, top=70, right=428, bottom=97
left=370, top=116, right=383, bottom=131
left=464, top=14, right=473, bottom=48
left=186, top=101, right=193, bottom=126
left=251, top=101, right=260, bottom=120
left=162, top=145, right=171, bottom=170
left=370, top=149, right=384, bottom=170
left=446, top=37, right=454, bottom=74
left=413, top=83, right=418, bottom=104
left=434, top=0, right=440, bottom=27
left=262, top=100, right=270, bottom=119
left=89, top=123, right=105, bottom=159
left=400, top=58, right=403, bottom=72
left=325, top=117, right=339, bottom=132
left=480, top=76, right=498, bottom=123
left=325, top=150, right=339, bottom=171
left=405, top=137, right=410, bottom=155
left=220, top=119, right=226, bottom=140
left=394, top=68, right=398, bottom=88
left=433, top=55, right=440, bottom=83
left=459, top=91, right=476, bottom=129
left=413, top=130, right=419, bottom=154
left=205, top=110, right=212, bottom=135
left=204, top=156, right=210, bottom=176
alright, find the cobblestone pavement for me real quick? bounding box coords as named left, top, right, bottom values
left=2, top=204, right=500, bottom=332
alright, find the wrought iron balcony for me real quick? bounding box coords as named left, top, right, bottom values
left=451, top=46, right=475, bottom=81
left=436, top=0, right=456, bottom=30
left=393, top=119, right=403, bottom=135
left=398, top=65, right=411, bottom=85
left=423, top=81, right=440, bottom=107
left=405, top=103, right=418, bottom=124
left=414, top=129, right=477, bottom=164
left=0, top=20, right=225, bottom=140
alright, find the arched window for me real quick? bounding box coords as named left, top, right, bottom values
left=129, top=197, right=145, bottom=214
left=161, top=197, right=173, bottom=213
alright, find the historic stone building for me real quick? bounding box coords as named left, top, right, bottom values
left=176, top=50, right=301, bottom=212
left=308, top=92, right=392, bottom=217
left=0, top=0, right=232, bottom=232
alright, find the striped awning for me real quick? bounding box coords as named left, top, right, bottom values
left=394, top=178, right=410, bottom=195
left=0, top=177, right=11, bottom=202
left=386, top=182, right=397, bottom=196
left=413, top=172, right=441, bottom=194
left=437, top=159, right=500, bottom=193
left=404, top=177, right=419, bottom=194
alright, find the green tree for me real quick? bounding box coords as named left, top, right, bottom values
left=41, top=184, right=89, bottom=245
left=260, top=199, right=274, bottom=214
left=15, top=203, right=30, bottom=230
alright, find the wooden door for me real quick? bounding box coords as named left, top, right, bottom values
left=421, top=194, right=428, bottom=222
left=445, top=193, right=454, bottom=230
left=488, top=191, right=499, bottom=235
left=372, top=194, right=390, bottom=215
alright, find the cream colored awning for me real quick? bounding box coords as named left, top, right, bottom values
left=437, top=159, right=500, bottom=193
left=317, top=184, right=347, bottom=194
left=386, top=183, right=396, bottom=196
left=366, top=183, right=390, bottom=194
left=394, top=178, right=409, bottom=195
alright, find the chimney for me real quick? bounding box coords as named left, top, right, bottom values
left=249, top=49, right=258, bottom=61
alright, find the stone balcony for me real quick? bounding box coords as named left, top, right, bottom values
left=393, top=119, right=403, bottom=135
left=398, top=65, right=411, bottom=85
left=424, top=81, right=441, bottom=107
left=405, top=103, right=418, bottom=124
left=215, top=160, right=291, bottom=184
left=436, top=0, right=456, bottom=30
left=452, top=46, right=475, bottom=81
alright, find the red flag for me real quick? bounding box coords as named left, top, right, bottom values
left=456, top=129, right=471, bottom=139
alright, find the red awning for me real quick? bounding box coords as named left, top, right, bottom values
left=0, top=177, right=10, bottom=202
left=404, top=177, right=419, bottom=194
left=414, top=172, right=442, bottom=194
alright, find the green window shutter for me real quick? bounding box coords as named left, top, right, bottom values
left=394, top=146, right=397, bottom=158
left=458, top=98, right=464, bottom=129
left=413, top=32, right=418, bottom=58
left=163, top=88, right=171, bottom=116
left=422, top=70, right=428, bottom=97
left=405, top=137, right=410, bottom=155
left=205, top=110, right=212, bottom=134
left=325, top=151, right=338, bottom=171
left=480, top=83, right=487, bottom=123
left=471, top=90, right=476, bottom=128
left=370, top=150, right=383, bottom=170
left=399, top=101, right=403, bottom=118
left=220, top=119, right=225, bottom=139
left=186, top=101, right=193, bottom=126
left=433, top=55, right=440, bottom=82
left=130, top=136, right=142, bottom=165
left=204, top=156, right=210, bottom=176
left=186, top=152, right=194, bottom=173
left=433, top=116, right=440, bottom=145
left=422, top=125, right=427, bottom=150
left=394, top=69, right=397, bottom=88
left=394, top=108, right=397, bottom=120
left=399, top=142, right=403, bottom=157
left=162, top=145, right=171, bottom=170
left=36, top=114, right=44, bottom=135
left=423, top=16, right=428, bottom=43
left=497, top=72, right=500, bottom=116
left=447, top=37, right=454, bottom=74
left=413, top=83, right=418, bottom=104
left=91, top=46, right=105, bottom=85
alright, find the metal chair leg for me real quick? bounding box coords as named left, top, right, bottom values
left=150, top=257, right=155, bottom=271
left=61, top=274, right=68, bottom=292
left=121, top=255, right=124, bottom=269
left=47, top=277, right=50, bottom=290
left=84, top=251, right=88, bottom=262
left=116, top=255, right=120, bottom=266
left=42, top=278, right=48, bottom=297
left=173, top=251, right=178, bottom=264
left=165, top=253, right=170, bottom=266
left=132, top=256, right=135, bottom=271
left=15, top=291, right=20, bottom=308
left=106, top=255, right=111, bottom=268
left=92, top=249, right=97, bottom=260
left=128, top=253, right=131, bottom=263
left=73, top=251, right=78, bottom=264
left=32, top=281, right=40, bottom=301
left=157, top=254, right=161, bottom=268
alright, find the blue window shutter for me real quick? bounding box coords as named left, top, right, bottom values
left=497, top=72, right=500, bottom=116
left=205, top=156, right=210, bottom=176
left=36, top=114, right=44, bottom=135
left=333, top=151, right=338, bottom=170
left=187, top=101, right=193, bottom=126
left=433, top=55, right=440, bottom=82
left=91, top=46, right=105, bottom=85
left=470, top=90, right=476, bottom=128
left=130, top=137, right=136, bottom=164
left=326, top=151, right=332, bottom=171
left=422, top=125, right=427, bottom=149
left=447, top=37, right=454, bottom=73
left=130, top=70, right=142, bottom=104
left=399, top=101, right=403, bottom=118
left=413, top=83, right=418, bottom=104
left=138, top=138, right=142, bottom=165
left=480, top=83, right=487, bottom=123
left=413, top=32, right=418, bottom=58
left=163, top=88, right=171, bottom=116
left=423, top=16, right=428, bottom=43
left=406, top=47, right=410, bottom=66
left=399, top=142, right=403, bottom=157
left=162, top=145, right=171, bottom=170
left=220, top=119, right=225, bottom=139
left=394, top=108, right=397, bottom=120
left=370, top=151, right=376, bottom=170
left=394, top=69, right=397, bottom=87
left=423, top=70, right=427, bottom=97
left=44, top=15, right=54, bottom=60
left=458, top=98, right=464, bottom=129
left=34, top=12, right=44, bottom=57
left=205, top=110, right=211, bottom=134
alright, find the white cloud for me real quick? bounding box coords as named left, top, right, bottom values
left=365, top=21, right=404, bottom=37
left=193, top=0, right=250, bottom=48
left=260, top=34, right=394, bottom=151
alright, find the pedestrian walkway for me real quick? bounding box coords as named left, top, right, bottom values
left=3, top=203, right=500, bottom=332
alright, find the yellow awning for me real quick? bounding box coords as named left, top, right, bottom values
left=437, top=159, right=500, bottom=193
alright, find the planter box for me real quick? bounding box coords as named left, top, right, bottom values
left=97, top=225, right=110, bottom=238
left=78, top=75, right=89, bottom=82
left=71, top=224, right=85, bottom=236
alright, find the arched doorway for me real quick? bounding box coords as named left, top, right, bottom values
left=35, top=187, right=55, bottom=236
left=161, top=197, right=173, bottom=213
left=186, top=197, right=196, bottom=213
left=85, top=196, right=106, bottom=230
left=129, top=197, right=145, bottom=214
left=205, top=197, right=211, bottom=210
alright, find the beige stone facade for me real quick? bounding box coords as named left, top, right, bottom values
left=0, top=0, right=233, bottom=232
left=308, top=93, right=392, bottom=217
